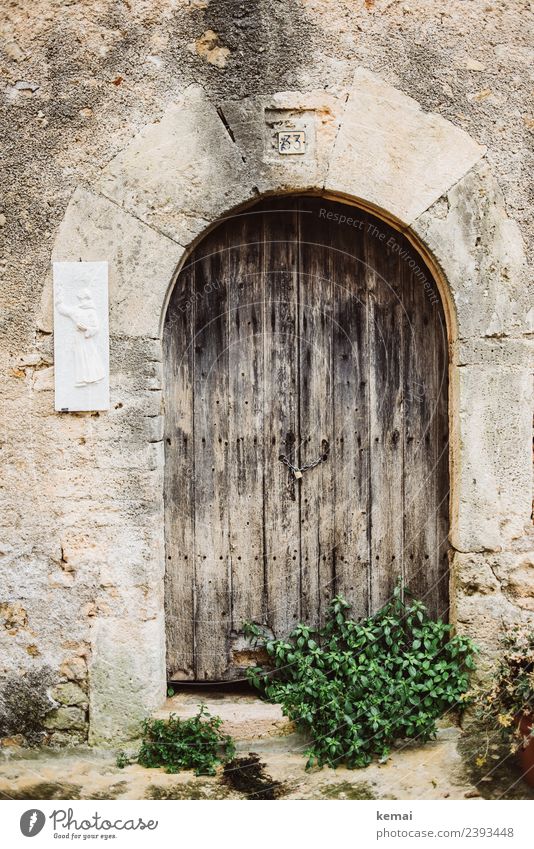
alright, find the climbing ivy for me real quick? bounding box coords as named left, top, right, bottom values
left=245, top=587, right=476, bottom=769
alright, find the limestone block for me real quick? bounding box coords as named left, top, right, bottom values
left=1, top=552, right=51, bottom=602
left=43, top=706, right=87, bottom=731
left=147, top=440, right=164, bottom=472
left=110, top=387, right=162, bottom=420
left=15, top=353, right=48, bottom=369
left=326, top=67, right=485, bottom=224
left=451, top=365, right=532, bottom=552
left=220, top=90, right=343, bottom=194
left=413, top=162, right=529, bottom=340
left=59, top=656, right=87, bottom=682
left=51, top=682, right=87, bottom=706
left=91, top=529, right=164, bottom=590
left=89, top=439, right=158, bottom=472
left=66, top=406, right=159, bottom=452
left=489, top=551, right=534, bottom=612
left=0, top=602, right=28, bottom=633
left=452, top=554, right=514, bottom=656
left=455, top=597, right=517, bottom=666
left=102, top=583, right=164, bottom=626
left=452, top=552, right=501, bottom=598
left=88, top=614, right=166, bottom=744
left=39, top=189, right=183, bottom=339
left=453, top=337, right=534, bottom=369
left=48, top=731, right=87, bottom=747
left=33, top=365, right=55, bottom=392
left=41, top=466, right=133, bottom=498
left=146, top=415, right=164, bottom=443
left=95, top=86, right=256, bottom=246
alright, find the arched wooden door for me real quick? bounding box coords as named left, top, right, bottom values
left=164, top=197, right=449, bottom=681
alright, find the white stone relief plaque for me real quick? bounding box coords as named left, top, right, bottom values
left=53, top=261, right=110, bottom=411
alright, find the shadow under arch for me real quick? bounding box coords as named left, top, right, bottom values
left=160, top=189, right=457, bottom=346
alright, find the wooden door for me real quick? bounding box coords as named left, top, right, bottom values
left=164, top=197, right=449, bottom=681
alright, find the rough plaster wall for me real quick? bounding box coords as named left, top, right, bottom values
left=0, top=0, right=533, bottom=743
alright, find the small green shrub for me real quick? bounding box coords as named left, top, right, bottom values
left=245, top=587, right=476, bottom=769
left=135, top=705, right=235, bottom=776
left=115, top=750, right=131, bottom=769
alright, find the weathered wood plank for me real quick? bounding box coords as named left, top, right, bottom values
left=262, top=198, right=301, bottom=637
left=330, top=207, right=371, bottom=619
left=226, top=212, right=266, bottom=645
left=164, top=261, right=196, bottom=679
left=192, top=231, right=231, bottom=678
left=367, top=221, right=404, bottom=612
left=434, top=299, right=450, bottom=620
left=401, top=244, right=450, bottom=619
left=298, top=198, right=335, bottom=625
left=402, top=241, right=437, bottom=613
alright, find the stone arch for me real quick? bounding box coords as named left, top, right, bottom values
left=44, top=68, right=532, bottom=743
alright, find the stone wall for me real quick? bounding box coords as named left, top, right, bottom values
left=1, top=0, right=532, bottom=746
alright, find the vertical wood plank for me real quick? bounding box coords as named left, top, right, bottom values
left=298, top=198, right=335, bottom=626
left=402, top=246, right=438, bottom=614
left=434, top=304, right=450, bottom=620
left=367, top=222, right=404, bottom=612
left=193, top=231, right=231, bottom=678
left=331, top=206, right=371, bottom=619
left=226, top=212, right=266, bottom=641
left=163, top=261, right=196, bottom=679
left=401, top=243, right=449, bottom=619
left=262, top=198, right=301, bottom=637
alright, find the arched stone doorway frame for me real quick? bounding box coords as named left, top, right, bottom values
left=43, top=68, right=532, bottom=743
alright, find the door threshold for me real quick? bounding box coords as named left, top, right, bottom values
left=167, top=679, right=256, bottom=696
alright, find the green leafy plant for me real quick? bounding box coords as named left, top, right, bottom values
left=473, top=625, right=534, bottom=767
left=245, top=587, right=476, bottom=769
left=135, top=705, right=235, bottom=776
left=115, top=749, right=132, bottom=769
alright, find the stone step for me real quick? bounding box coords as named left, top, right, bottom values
left=153, top=690, right=308, bottom=752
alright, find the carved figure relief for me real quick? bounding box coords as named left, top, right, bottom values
left=55, top=286, right=105, bottom=386
left=53, top=261, right=109, bottom=411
